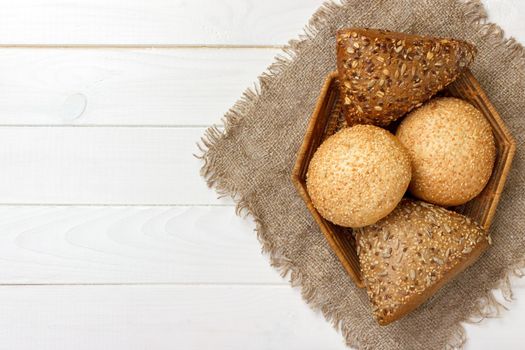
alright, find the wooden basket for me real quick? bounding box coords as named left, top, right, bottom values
left=291, top=70, right=516, bottom=288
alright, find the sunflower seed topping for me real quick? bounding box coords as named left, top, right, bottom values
left=400, top=63, right=407, bottom=76
left=432, top=257, right=444, bottom=265
left=462, top=246, right=473, bottom=254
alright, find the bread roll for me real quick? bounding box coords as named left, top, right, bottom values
left=306, top=125, right=411, bottom=228
left=336, top=28, right=476, bottom=126
left=396, top=97, right=496, bottom=206
left=356, top=199, right=489, bottom=325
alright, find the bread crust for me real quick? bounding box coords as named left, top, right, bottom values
left=306, top=125, right=411, bottom=228
left=396, top=97, right=496, bottom=206
left=336, top=28, right=476, bottom=126
left=356, top=199, right=489, bottom=325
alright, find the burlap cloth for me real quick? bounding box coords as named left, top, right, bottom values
left=198, top=0, right=525, bottom=348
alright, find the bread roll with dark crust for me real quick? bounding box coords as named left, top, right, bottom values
left=396, top=97, right=496, bottom=206
left=336, top=28, right=476, bottom=126
left=356, top=199, right=489, bottom=325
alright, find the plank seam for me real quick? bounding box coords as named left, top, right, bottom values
left=0, top=44, right=284, bottom=49
left=0, top=124, right=215, bottom=128
left=0, top=283, right=287, bottom=287
left=0, top=203, right=234, bottom=207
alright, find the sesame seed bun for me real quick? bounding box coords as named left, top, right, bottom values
left=396, top=97, right=496, bottom=206
left=306, top=125, right=411, bottom=228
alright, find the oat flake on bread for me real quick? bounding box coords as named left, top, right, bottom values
left=356, top=199, right=490, bottom=325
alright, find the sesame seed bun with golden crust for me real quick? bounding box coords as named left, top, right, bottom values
left=306, top=125, right=411, bottom=228
left=396, top=97, right=496, bottom=206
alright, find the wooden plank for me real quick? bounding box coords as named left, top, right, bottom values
left=464, top=278, right=525, bottom=350
left=0, top=48, right=277, bottom=126
left=1, top=283, right=524, bottom=350
left=483, top=0, right=525, bottom=43
left=0, top=0, right=323, bottom=45
left=0, top=285, right=347, bottom=350
left=0, top=127, right=225, bottom=205
left=0, top=3, right=520, bottom=127
left=0, top=0, right=521, bottom=47
left=0, top=206, right=285, bottom=284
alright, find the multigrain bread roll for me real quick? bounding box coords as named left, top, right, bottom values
left=306, top=125, right=411, bottom=228
left=396, top=97, right=496, bottom=206
left=336, top=28, right=476, bottom=126
left=355, top=199, right=490, bottom=325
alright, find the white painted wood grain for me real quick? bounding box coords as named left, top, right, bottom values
left=0, top=0, right=324, bottom=46
left=463, top=276, right=525, bottom=350
left=0, top=0, right=521, bottom=47
left=483, top=0, right=525, bottom=43
left=0, top=205, right=285, bottom=284
left=0, top=48, right=278, bottom=126
left=0, top=283, right=522, bottom=350
left=0, top=1, right=519, bottom=350
left=0, top=2, right=521, bottom=128
left=0, top=127, right=226, bottom=205
left=0, top=285, right=347, bottom=350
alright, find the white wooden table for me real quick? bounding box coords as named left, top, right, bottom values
left=0, top=1, right=522, bottom=349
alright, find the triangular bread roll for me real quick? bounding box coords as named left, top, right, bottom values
left=337, top=28, right=476, bottom=126
left=355, top=199, right=489, bottom=325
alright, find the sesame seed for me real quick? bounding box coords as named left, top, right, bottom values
left=356, top=199, right=487, bottom=323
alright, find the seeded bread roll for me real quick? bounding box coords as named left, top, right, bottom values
left=336, top=28, right=476, bottom=126
left=356, top=199, right=489, bottom=325
left=306, top=125, right=411, bottom=228
left=396, top=97, right=496, bottom=206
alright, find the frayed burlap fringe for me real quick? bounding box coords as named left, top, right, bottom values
left=198, top=0, right=525, bottom=348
